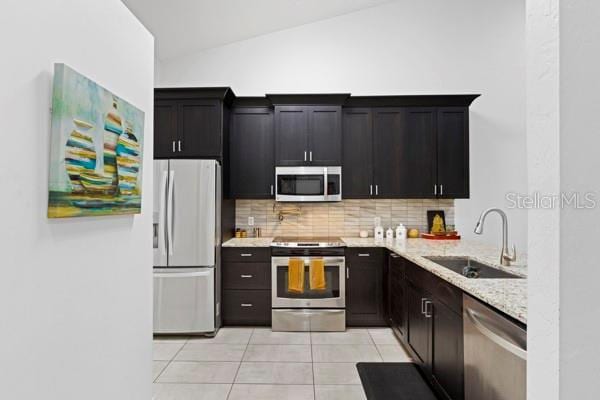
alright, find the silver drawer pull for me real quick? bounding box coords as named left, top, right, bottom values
left=240, top=303, right=253, bottom=307
left=358, top=253, right=370, bottom=257
left=240, top=253, right=253, bottom=257
left=240, top=274, right=253, bottom=278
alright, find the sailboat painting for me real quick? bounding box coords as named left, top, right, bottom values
left=48, top=64, right=145, bottom=218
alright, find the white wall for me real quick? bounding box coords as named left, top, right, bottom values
left=559, top=0, right=600, bottom=397
left=0, top=1, right=154, bottom=399
left=157, top=0, right=527, bottom=252
left=526, top=0, right=560, bottom=398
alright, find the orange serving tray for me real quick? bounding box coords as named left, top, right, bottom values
left=421, top=232, right=461, bottom=240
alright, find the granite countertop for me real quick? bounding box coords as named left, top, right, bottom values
left=221, top=236, right=527, bottom=324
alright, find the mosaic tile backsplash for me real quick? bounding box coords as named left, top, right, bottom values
left=235, top=199, right=455, bottom=237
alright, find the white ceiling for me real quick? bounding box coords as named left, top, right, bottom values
left=123, top=0, right=395, bottom=61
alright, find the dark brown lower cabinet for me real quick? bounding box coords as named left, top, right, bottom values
left=432, top=300, right=464, bottom=400
left=388, top=253, right=407, bottom=338
left=222, top=290, right=271, bottom=326
left=392, top=256, right=464, bottom=400
left=407, top=282, right=432, bottom=368
left=346, top=248, right=387, bottom=326
left=222, top=248, right=271, bottom=326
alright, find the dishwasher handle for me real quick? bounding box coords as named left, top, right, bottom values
left=465, top=307, right=527, bottom=361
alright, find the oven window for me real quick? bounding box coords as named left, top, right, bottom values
left=327, top=174, right=340, bottom=196
left=276, top=264, right=340, bottom=299
left=278, top=175, right=324, bottom=196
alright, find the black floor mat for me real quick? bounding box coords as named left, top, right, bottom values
left=356, top=362, right=438, bottom=400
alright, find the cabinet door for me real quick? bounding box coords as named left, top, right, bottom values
left=432, top=300, right=464, bottom=400
left=308, top=106, right=342, bottom=165
left=437, top=107, right=469, bottom=198
left=407, top=283, right=431, bottom=368
left=230, top=108, right=275, bottom=198
left=372, top=108, right=405, bottom=197
left=346, top=250, right=385, bottom=326
left=389, top=255, right=407, bottom=337
left=154, top=100, right=178, bottom=158
left=402, top=108, right=437, bottom=198
left=178, top=100, right=221, bottom=158
left=275, top=106, right=309, bottom=165
left=342, top=108, right=373, bottom=198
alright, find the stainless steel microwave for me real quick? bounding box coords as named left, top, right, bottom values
left=275, top=166, right=342, bottom=202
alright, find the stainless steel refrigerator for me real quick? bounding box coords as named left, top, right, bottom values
left=153, top=159, right=221, bottom=334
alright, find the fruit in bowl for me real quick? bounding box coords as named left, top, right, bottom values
left=407, top=228, right=420, bottom=239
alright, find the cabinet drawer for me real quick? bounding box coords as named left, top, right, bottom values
left=223, top=262, right=271, bottom=290
left=222, top=247, right=271, bottom=262
left=222, top=290, right=271, bottom=325
left=346, top=247, right=384, bottom=263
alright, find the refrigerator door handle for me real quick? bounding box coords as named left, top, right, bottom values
left=167, top=170, right=175, bottom=256
left=160, top=171, right=168, bottom=256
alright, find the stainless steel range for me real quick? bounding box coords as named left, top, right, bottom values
left=271, top=237, right=346, bottom=332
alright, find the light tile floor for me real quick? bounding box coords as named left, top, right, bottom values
left=153, top=327, right=412, bottom=400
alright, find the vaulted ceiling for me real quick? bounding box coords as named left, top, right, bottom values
left=123, top=0, right=395, bottom=60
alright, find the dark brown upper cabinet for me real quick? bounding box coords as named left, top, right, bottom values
left=342, top=99, right=474, bottom=199
left=229, top=107, right=275, bottom=198
left=436, top=107, right=469, bottom=198
left=154, top=100, right=178, bottom=159
left=274, top=105, right=342, bottom=166
left=154, top=87, right=235, bottom=159
left=342, top=108, right=373, bottom=198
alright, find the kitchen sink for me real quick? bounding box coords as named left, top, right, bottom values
left=423, top=256, right=523, bottom=279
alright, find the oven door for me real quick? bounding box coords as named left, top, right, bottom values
left=271, top=256, right=345, bottom=308
left=275, top=166, right=326, bottom=202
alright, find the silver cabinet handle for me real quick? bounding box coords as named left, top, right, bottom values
left=270, top=185, right=274, bottom=196
left=434, top=184, right=437, bottom=195
left=390, top=253, right=399, bottom=259
left=424, top=300, right=433, bottom=318
left=440, top=184, right=443, bottom=196
left=375, top=185, right=379, bottom=196
left=240, top=274, right=253, bottom=278
left=370, top=185, right=373, bottom=196
left=240, top=303, right=253, bottom=307
left=240, top=253, right=253, bottom=257
left=421, top=298, right=427, bottom=315
left=172, top=141, right=176, bottom=152
left=346, top=267, right=349, bottom=279
left=178, top=140, right=182, bottom=152
left=309, top=151, right=312, bottom=162
left=304, top=151, right=307, bottom=161
left=358, top=253, right=370, bottom=257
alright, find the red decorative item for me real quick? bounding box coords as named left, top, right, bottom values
left=421, top=232, right=461, bottom=240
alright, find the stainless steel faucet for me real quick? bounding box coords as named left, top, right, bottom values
left=474, top=208, right=517, bottom=266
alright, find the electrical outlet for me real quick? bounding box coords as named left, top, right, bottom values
left=374, top=217, right=381, bottom=227
left=248, top=216, right=254, bottom=226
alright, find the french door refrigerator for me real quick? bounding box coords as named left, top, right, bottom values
left=153, top=159, right=221, bottom=334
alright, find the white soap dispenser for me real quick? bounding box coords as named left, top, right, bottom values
left=386, top=227, right=394, bottom=240
left=374, top=225, right=384, bottom=240
left=396, top=224, right=407, bottom=240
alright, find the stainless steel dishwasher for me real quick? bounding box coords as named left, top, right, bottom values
left=463, top=294, right=527, bottom=400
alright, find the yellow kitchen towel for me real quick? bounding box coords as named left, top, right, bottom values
left=288, top=258, right=305, bottom=294
left=309, top=258, right=326, bottom=291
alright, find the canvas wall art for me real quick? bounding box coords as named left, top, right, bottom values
left=48, top=64, right=145, bottom=218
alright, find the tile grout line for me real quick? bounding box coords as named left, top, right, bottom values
left=153, top=336, right=190, bottom=382
left=310, top=331, right=316, bottom=400
left=226, top=328, right=254, bottom=400
left=369, top=330, right=386, bottom=362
